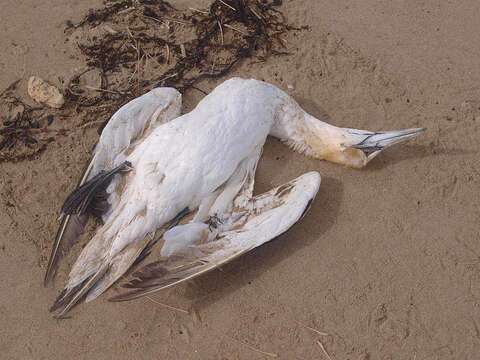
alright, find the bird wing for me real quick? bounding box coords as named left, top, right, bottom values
left=44, top=88, right=182, bottom=285
left=110, top=171, right=321, bottom=301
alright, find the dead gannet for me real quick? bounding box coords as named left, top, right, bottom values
left=45, top=78, right=424, bottom=316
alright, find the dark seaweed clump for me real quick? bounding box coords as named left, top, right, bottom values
left=0, top=81, right=56, bottom=162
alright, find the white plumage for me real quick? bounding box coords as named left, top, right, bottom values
left=46, top=78, right=424, bottom=316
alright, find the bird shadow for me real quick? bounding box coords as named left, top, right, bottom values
left=180, top=176, right=344, bottom=312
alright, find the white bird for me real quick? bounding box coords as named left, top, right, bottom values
left=45, top=78, right=424, bottom=316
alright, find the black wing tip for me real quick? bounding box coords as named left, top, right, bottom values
left=61, top=161, right=132, bottom=216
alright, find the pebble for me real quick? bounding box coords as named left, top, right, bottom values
left=27, top=76, right=64, bottom=109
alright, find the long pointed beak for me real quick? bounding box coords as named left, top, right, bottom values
left=351, top=127, right=425, bottom=161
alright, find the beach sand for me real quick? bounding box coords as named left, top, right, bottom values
left=1, top=1, right=480, bottom=359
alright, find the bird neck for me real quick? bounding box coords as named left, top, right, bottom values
left=272, top=103, right=368, bottom=168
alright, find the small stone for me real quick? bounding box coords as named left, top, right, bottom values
left=287, top=84, right=294, bottom=90
left=27, top=76, right=64, bottom=108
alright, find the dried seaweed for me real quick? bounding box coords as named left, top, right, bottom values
left=67, top=0, right=302, bottom=96
left=0, top=81, right=54, bottom=162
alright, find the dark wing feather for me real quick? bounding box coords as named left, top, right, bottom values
left=60, top=161, right=132, bottom=216
left=111, top=256, right=220, bottom=301
left=44, top=214, right=88, bottom=285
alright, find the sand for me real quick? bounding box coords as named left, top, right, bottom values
left=1, top=1, right=480, bottom=359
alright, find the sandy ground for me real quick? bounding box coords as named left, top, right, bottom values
left=1, top=1, right=480, bottom=359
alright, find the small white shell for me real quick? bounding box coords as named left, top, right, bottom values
left=27, top=76, right=64, bottom=108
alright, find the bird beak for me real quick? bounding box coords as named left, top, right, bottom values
left=351, top=127, right=426, bottom=162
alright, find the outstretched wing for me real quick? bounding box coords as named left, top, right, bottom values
left=44, top=88, right=182, bottom=285
left=111, top=171, right=321, bottom=301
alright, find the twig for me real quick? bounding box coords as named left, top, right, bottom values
left=223, top=23, right=248, bottom=36
left=218, top=20, right=224, bottom=45
left=142, top=14, right=163, bottom=24
left=126, top=26, right=135, bottom=41
left=189, top=7, right=208, bottom=15
left=249, top=6, right=263, bottom=20
left=219, top=0, right=237, bottom=11
left=306, top=326, right=329, bottom=336
left=180, top=44, right=186, bottom=58
left=316, top=340, right=333, bottom=360
left=297, top=321, right=329, bottom=336
left=144, top=49, right=163, bottom=69
left=117, top=7, right=135, bottom=16
left=128, top=59, right=138, bottom=86
left=146, top=296, right=189, bottom=314
left=228, top=336, right=278, bottom=358
left=135, top=45, right=144, bottom=92
left=84, top=86, right=129, bottom=95
left=161, top=16, right=189, bottom=25
left=76, top=120, right=106, bottom=130
left=211, top=56, right=217, bottom=74
left=190, top=85, right=207, bottom=95
left=158, top=72, right=177, bottom=84
left=166, top=44, right=170, bottom=64
left=28, top=127, right=65, bottom=134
